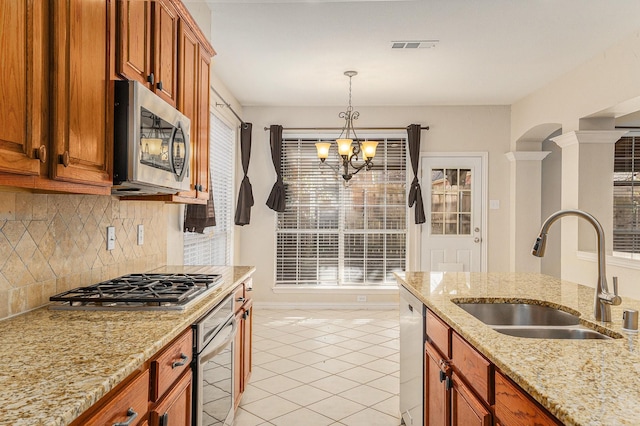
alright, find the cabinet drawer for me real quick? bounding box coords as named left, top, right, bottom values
left=426, top=309, right=451, bottom=358
left=151, top=328, right=193, bottom=401
left=451, top=332, right=492, bottom=404
left=83, top=369, right=149, bottom=426
left=495, top=370, right=560, bottom=426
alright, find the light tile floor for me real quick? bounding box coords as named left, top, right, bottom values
left=236, top=309, right=401, bottom=426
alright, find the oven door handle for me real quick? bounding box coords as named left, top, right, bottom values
left=199, top=316, right=238, bottom=364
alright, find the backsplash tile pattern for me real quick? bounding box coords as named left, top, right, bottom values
left=0, top=192, right=167, bottom=320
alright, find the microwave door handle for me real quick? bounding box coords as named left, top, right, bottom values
left=168, top=123, right=190, bottom=183
left=199, top=317, right=238, bottom=364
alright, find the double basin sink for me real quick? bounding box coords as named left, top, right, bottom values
left=454, top=301, right=622, bottom=340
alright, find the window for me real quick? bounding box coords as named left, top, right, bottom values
left=183, top=113, right=234, bottom=265
left=275, top=137, right=406, bottom=286
left=613, top=134, right=640, bottom=254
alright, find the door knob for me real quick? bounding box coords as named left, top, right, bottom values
left=474, top=237, right=481, bottom=243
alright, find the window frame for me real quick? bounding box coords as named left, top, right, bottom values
left=273, top=133, right=408, bottom=290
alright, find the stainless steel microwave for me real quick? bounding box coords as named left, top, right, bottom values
left=113, top=80, right=191, bottom=195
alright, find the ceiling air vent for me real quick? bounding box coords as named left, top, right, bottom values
left=391, top=40, right=439, bottom=49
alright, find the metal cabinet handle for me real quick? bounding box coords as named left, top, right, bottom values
left=112, top=407, right=137, bottom=426
left=445, top=376, right=453, bottom=391
left=236, top=297, right=245, bottom=302
left=159, top=412, right=168, bottom=426
left=157, top=81, right=163, bottom=91
left=171, top=352, right=189, bottom=369
left=439, top=369, right=446, bottom=383
left=34, top=145, right=47, bottom=163
left=59, top=151, right=70, bottom=167
left=147, top=72, right=155, bottom=85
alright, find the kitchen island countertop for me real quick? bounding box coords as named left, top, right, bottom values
left=0, top=265, right=255, bottom=426
left=396, top=271, right=640, bottom=426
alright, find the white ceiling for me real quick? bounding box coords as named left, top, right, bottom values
left=195, top=0, right=640, bottom=107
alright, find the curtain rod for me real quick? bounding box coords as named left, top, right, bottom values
left=210, top=85, right=249, bottom=129
left=262, top=126, right=429, bottom=131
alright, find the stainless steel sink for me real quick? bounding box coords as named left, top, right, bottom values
left=455, top=302, right=581, bottom=326
left=453, top=301, right=621, bottom=340
left=492, top=326, right=612, bottom=340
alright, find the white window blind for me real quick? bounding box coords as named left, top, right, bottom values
left=613, top=135, right=640, bottom=254
left=276, top=137, right=406, bottom=286
left=183, top=113, right=234, bottom=265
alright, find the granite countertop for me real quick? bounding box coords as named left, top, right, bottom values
left=0, top=265, right=255, bottom=426
left=396, top=271, right=640, bottom=426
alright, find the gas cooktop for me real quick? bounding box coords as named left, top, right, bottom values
left=49, top=273, right=223, bottom=311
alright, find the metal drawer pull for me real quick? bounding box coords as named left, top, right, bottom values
left=159, top=413, right=169, bottom=426
left=172, top=352, right=189, bottom=368
left=236, top=297, right=245, bottom=302
left=112, top=407, right=137, bottom=426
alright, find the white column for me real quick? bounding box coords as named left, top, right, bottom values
left=550, top=130, right=627, bottom=281
left=506, top=151, right=551, bottom=272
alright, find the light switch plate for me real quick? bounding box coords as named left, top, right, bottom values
left=490, top=199, right=500, bottom=210
left=137, top=224, right=144, bottom=246
left=106, top=226, right=115, bottom=251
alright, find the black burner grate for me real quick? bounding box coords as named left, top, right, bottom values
left=50, top=273, right=222, bottom=307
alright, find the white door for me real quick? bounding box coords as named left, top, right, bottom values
left=420, top=156, right=484, bottom=272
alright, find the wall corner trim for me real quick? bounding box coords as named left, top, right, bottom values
left=505, top=151, right=551, bottom=162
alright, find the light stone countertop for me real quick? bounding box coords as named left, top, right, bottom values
left=395, top=271, right=640, bottom=426
left=0, top=265, right=255, bottom=426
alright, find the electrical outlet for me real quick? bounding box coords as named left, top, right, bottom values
left=137, top=224, right=144, bottom=245
left=106, top=226, right=115, bottom=251
left=357, top=295, right=367, bottom=302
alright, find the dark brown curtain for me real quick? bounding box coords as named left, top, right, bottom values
left=184, top=177, right=216, bottom=233
left=407, top=124, right=426, bottom=224
left=235, top=123, right=254, bottom=225
left=266, top=125, right=286, bottom=212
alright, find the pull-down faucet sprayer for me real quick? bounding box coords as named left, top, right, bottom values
left=532, top=209, right=621, bottom=322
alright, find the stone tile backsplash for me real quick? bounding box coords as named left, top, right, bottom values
left=0, top=192, right=167, bottom=319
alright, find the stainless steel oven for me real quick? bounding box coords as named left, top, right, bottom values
left=192, top=295, right=237, bottom=426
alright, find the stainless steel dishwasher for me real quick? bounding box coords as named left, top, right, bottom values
left=400, top=285, right=425, bottom=426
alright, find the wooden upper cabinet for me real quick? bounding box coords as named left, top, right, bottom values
left=177, top=21, right=199, bottom=198
left=0, top=0, right=48, bottom=177
left=153, top=0, right=179, bottom=106
left=196, top=49, right=211, bottom=198
left=51, top=0, right=112, bottom=188
left=117, top=0, right=153, bottom=86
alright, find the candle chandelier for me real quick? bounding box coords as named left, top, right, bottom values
left=315, top=71, right=378, bottom=181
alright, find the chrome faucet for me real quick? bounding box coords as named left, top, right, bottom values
left=532, top=209, right=621, bottom=322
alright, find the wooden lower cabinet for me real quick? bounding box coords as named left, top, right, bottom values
left=233, top=282, right=254, bottom=409
left=75, top=369, right=149, bottom=426
left=150, top=369, right=192, bottom=426
left=425, top=341, right=450, bottom=426
left=494, top=371, right=561, bottom=426
left=423, top=307, right=562, bottom=426
left=451, top=373, right=491, bottom=426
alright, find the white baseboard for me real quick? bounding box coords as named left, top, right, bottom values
left=252, top=301, right=399, bottom=310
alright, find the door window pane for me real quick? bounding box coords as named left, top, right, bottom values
left=431, top=167, right=473, bottom=236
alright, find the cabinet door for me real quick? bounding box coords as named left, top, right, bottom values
left=117, top=0, right=152, bottom=86
left=425, top=341, right=449, bottom=426
left=495, top=371, right=560, bottom=426
left=195, top=49, right=211, bottom=199
left=151, top=370, right=192, bottom=426
left=177, top=21, right=199, bottom=198
left=153, top=0, right=178, bottom=106
left=0, top=0, right=48, bottom=176
left=451, top=373, right=491, bottom=426
left=233, top=309, right=244, bottom=409
left=243, top=301, right=253, bottom=385
left=51, top=0, right=112, bottom=187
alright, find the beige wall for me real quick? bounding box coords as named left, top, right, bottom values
left=233, top=105, right=511, bottom=307
left=511, top=30, right=640, bottom=300
left=0, top=192, right=167, bottom=320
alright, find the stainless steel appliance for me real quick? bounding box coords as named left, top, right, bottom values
left=113, top=80, right=191, bottom=195
left=192, top=295, right=237, bottom=426
left=49, top=273, right=222, bottom=311
left=400, top=285, right=425, bottom=426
